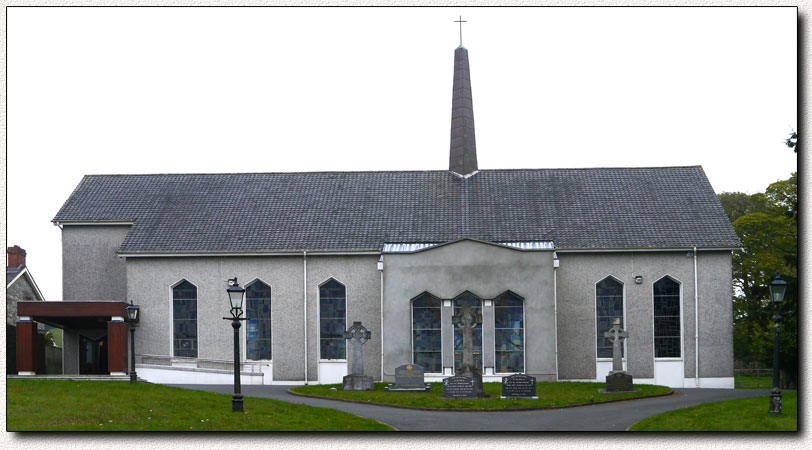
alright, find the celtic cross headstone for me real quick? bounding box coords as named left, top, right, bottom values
left=341, top=321, right=374, bottom=391
left=600, top=318, right=636, bottom=393
left=604, top=317, right=628, bottom=373
left=445, top=304, right=486, bottom=398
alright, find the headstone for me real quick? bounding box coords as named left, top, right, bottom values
left=441, top=375, right=477, bottom=399
left=600, top=318, right=637, bottom=393
left=341, top=321, right=374, bottom=391
left=451, top=304, right=487, bottom=398
left=500, top=373, right=538, bottom=400
left=385, top=364, right=431, bottom=392
left=604, top=372, right=635, bottom=392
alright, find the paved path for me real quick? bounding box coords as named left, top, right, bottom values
left=168, top=384, right=770, bottom=431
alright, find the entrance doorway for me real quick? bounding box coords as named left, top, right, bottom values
left=79, top=335, right=108, bottom=375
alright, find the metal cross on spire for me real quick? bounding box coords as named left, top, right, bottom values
left=454, top=15, right=467, bottom=46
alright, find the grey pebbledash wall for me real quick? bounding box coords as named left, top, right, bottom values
left=62, top=225, right=130, bottom=301
left=554, top=250, right=733, bottom=381
left=381, top=240, right=557, bottom=382
left=125, top=254, right=381, bottom=382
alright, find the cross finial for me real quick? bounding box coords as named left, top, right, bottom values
left=454, top=15, right=467, bottom=46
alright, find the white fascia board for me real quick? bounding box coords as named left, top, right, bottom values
left=55, top=221, right=134, bottom=226
left=7, top=268, right=46, bottom=301
left=556, top=247, right=740, bottom=253
left=119, top=251, right=382, bottom=258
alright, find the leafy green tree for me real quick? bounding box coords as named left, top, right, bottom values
left=720, top=173, right=797, bottom=388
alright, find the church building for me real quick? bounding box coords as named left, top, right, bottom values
left=18, top=42, right=740, bottom=388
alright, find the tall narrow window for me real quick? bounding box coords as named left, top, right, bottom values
left=654, top=276, right=681, bottom=358
left=453, top=292, right=483, bottom=370
left=246, top=280, right=272, bottom=361
left=412, top=293, right=442, bottom=373
left=319, top=279, right=346, bottom=359
left=596, top=277, right=624, bottom=358
left=494, top=291, right=524, bottom=373
left=173, top=280, right=197, bottom=358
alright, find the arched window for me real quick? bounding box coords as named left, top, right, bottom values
left=245, top=280, right=272, bottom=361
left=596, top=277, right=624, bottom=358
left=173, top=280, right=197, bottom=358
left=319, top=279, right=346, bottom=360
left=494, top=291, right=524, bottom=373
left=654, top=276, right=681, bottom=358
left=453, top=291, right=483, bottom=370
left=411, top=292, right=442, bottom=373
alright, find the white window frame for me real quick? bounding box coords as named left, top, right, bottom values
left=595, top=275, right=627, bottom=362
left=317, top=277, right=348, bottom=362
left=492, top=291, right=526, bottom=375
left=652, top=275, right=684, bottom=361
left=170, top=279, right=199, bottom=359
left=410, top=292, right=443, bottom=375
left=243, top=278, right=273, bottom=362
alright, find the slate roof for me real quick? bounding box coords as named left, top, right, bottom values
left=52, top=167, right=740, bottom=254
left=7, top=266, right=23, bottom=285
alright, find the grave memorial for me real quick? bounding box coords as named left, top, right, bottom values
left=341, top=321, right=374, bottom=391
left=500, top=373, right=538, bottom=399
left=599, top=318, right=637, bottom=393
left=385, top=364, right=431, bottom=391
left=442, top=304, right=487, bottom=399
left=441, top=375, right=477, bottom=399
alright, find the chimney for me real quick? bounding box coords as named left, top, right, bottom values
left=449, top=45, right=478, bottom=177
left=8, top=245, right=27, bottom=268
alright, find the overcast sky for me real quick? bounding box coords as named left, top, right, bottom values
left=7, top=7, right=797, bottom=301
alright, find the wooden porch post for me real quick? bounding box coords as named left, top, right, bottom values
left=16, top=320, right=38, bottom=375
left=107, top=319, right=128, bottom=376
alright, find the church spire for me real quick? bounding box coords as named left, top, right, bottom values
left=449, top=26, right=478, bottom=177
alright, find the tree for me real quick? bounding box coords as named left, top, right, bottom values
left=785, top=130, right=797, bottom=152
left=719, top=173, right=797, bottom=388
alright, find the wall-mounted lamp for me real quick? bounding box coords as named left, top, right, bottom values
left=634, top=275, right=643, bottom=284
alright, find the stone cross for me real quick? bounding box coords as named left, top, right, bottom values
left=345, top=321, right=372, bottom=375
left=452, top=304, right=482, bottom=372
left=604, top=317, right=628, bottom=373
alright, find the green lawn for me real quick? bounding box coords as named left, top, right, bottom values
left=629, top=391, right=797, bottom=431
left=7, top=379, right=394, bottom=431
left=291, top=381, right=671, bottom=409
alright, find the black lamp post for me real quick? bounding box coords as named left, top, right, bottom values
left=125, top=301, right=140, bottom=384
left=224, top=277, right=247, bottom=412
left=769, top=273, right=787, bottom=414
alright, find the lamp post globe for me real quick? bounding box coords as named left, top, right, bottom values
left=769, top=273, right=787, bottom=414
left=225, top=277, right=246, bottom=412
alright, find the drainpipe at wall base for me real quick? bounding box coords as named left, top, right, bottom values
left=694, top=246, right=699, bottom=388
left=553, top=251, right=559, bottom=381
left=378, top=256, right=384, bottom=382
left=303, top=251, right=308, bottom=385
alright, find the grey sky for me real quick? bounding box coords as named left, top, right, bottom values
left=7, top=7, right=797, bottom=301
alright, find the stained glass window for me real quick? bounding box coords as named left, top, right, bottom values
left=320, top=279, right=346, bottom=360
left=596, top=277, right=624, bottom=358
left=654, top=277, right=681, bottom=358
left=453, top=292, right=483, bottom=370
left=494, top=292, right=524, bottom=373
left=412, top=292, right=442, bottom=373
left=246, top=280, right=272, bottom=361
left=173, top=280, right=197, bottom=358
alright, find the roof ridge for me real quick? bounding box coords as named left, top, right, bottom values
left=77, top=166, right=704, bottom=178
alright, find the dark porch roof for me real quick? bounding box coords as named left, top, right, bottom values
left=18, top=301, right=129, bottom=329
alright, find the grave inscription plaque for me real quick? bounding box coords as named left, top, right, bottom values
left=441, top=376, right=477, bottom=399
left=500, top=373, right=538, bottom=399
left=385, top=364, right=431, bottom=392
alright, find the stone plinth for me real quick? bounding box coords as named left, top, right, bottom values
left=342, top=374, right=374, bottom=391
